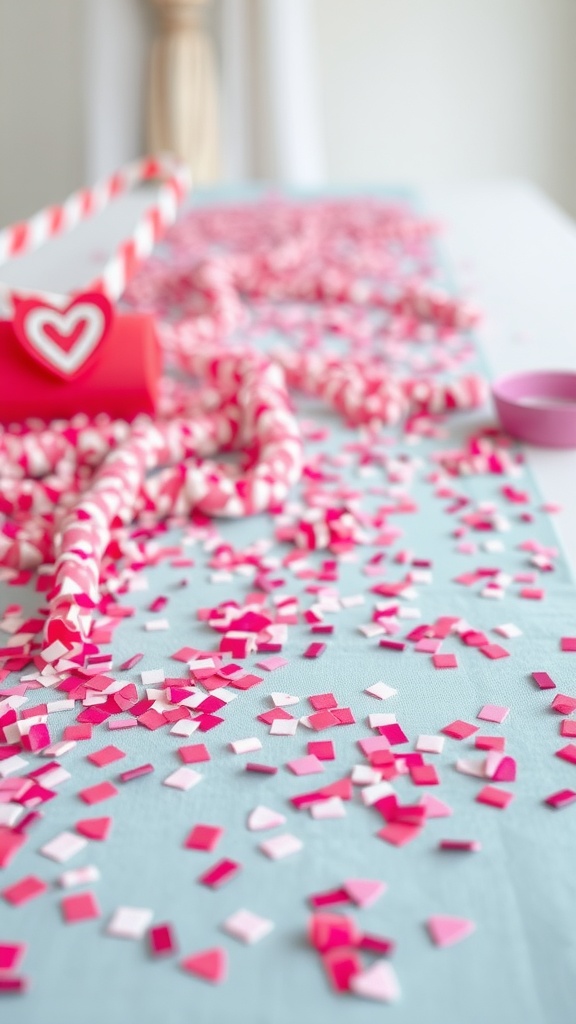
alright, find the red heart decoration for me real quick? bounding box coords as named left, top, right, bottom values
left=12, top=292, right=114, bottom=380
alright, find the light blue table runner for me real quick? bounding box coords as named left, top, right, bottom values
left=3, top=189, right=575, bottom=1024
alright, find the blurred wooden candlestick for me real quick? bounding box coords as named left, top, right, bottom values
left=148, top=0, right=220, bottom=183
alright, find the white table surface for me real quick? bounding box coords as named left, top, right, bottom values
left=3, top=178, right=576, bottom=565
left=422, top=180, right=576, bottom=571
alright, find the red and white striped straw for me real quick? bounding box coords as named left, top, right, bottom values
left=0, top=153, right=191, bottom=315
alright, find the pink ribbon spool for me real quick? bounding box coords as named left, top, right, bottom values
left=492, top=370, right=576, bottom=448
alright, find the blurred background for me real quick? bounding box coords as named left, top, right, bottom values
left=1, top=0, right=576, bottom=225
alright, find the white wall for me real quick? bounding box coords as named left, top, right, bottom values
left=1, top=0, right=576, bottom=227
left=0, top=0, right=153, bottom=228
left=84, top=0, right=153, bottom=184
left=0, top=0, right=85, bottom=224
left=311, top=0, right=576, bottom=214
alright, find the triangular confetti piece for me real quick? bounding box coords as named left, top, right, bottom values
left=75, top=817, right=112, bottom=841
left=181, top=947, right=227, bottom=983
left=426, top=915, right=475, bottom=947
left=344, top=878, right=387, bottom=908
left=247, top=805, right=286, bottom=831
left=270, top=692, right=299, bottom=707
left=350, top=960, right=400, bottom=1002
left=420, top=794, right=453, bottom=818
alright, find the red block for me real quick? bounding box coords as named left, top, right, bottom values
left=0, top=314, right=160, bottom=422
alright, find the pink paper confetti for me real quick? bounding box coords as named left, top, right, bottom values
left=148, top=922, right=178, bottom=957
left=287, top=754, right=325, bottom=777
left=78, top=781, right=119, bottom=805
left=477, top=704, right=510, bottom=724
left=180, top=947, right=227, bottom=984
left=532, top=671, right=556, bottom=690
left=545, top=789, right=576, bottom=809
left=426, top=915, right=476, bottom=947
left=198, top=858, right=241, bottom=888
left=61, top=891, right=101, bottom=924
left=442, top=720, right=479, bottom=740
left=185, top=825, right=223, bottom=851
left=476, top=785, right=514, bottom=809
left=223, top=909, right=274, bottom=944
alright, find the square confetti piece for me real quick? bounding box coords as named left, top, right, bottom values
left=442, top=720, right=479, bottom=740
left=230, top=737, right=262, bottom=755
left=223, top=909, right=274, bottom=944
left=545, top=789, right=576, bottom=809
left=377, top=823, right=422, bottom=847
left=40, top=831, right=87, bottom=864
left=365, top=682, right=397, bottom=700
left=64, top=724, right=92, bottom=742
left=3, top=876, right=48, bottom=906
left=256, top=656, right=288, bottom=672
left=287, top=754, right=325, bottom=776
left=532, top=671, right=556, bottom=690
left=475, top=735, right=506, bottom=751
left=163, top=767, right=203, bottom=791
left=410, top=764, right=439, bottom=786
left=561, top=638, right=576, bottom=652
left=59, top=865, right=101, bottom=889
left=560, top=721, right=576, bottom=738
left=87, top=745, right=126, bottom=768
left=432, top=653, right=458, bottom=669
left=477, top=704, right=510, bottom=724
left=551, top=694, right=576, bottom=715
left=309, top=692, right=337, bottom=711
left=108, top=906, right=154, bottom=939
left=476, top=786, right=514, bottom=809
left=270, top=717, right=298, bottom=736
left=310, top=796, right=346, bottom=820
left=308, top=740, right=335, bottom=761
left=78, top=781, right=118, bottom=805
left=378, top=723, right=408, bottom=745
left=416, top=735, right=445, bottom=755
left=198, top=858, right=241, bottom=888
left=0, top=942, right=26, bottom=971
left=179, top=743, right=210, bottom=764
left=308, top=709, right=339, bottom=731
left=556, top=744, right=576, bottom=765
left=494, top=623, right=522, bottom=639
left=479, top=644, right=510, bottom=660
left=185, top=825, right=223, bottom=852
left=149, top=923, right=177, bottom=957
left=61, top=891, right=100, bottom=924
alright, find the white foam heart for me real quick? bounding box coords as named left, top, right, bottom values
left=24, top=302, right=106, bottom=375
left=247, top=805, right=286, bottom=831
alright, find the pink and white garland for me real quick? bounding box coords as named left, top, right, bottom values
left=0, top=183, right=488, bottom=658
